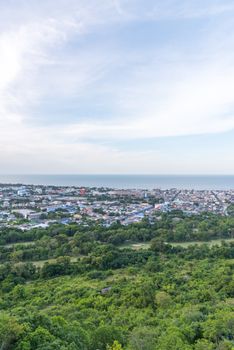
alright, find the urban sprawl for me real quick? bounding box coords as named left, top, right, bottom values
left=0, top=184, right=234, bottom=231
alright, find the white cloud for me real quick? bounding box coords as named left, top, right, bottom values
left=1, top=0, right=234, bottom=173
left=59, top=56, right=234, bottom=140
left=149, top=0, right=234, bottom=20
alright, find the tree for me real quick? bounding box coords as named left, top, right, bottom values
left=0, top=313, right=24, bottom=350
left=128, top=327, right=157, bottom=350
left=155, top=291, right=172, bottom=309
left=107, top=340, right=123, bottom=350
left=23, top=326, right=56, bottom=349
left=157, top=328, right=192, bottom=350
left=91, top=326, right=124, bottom=350
left=150, top=238, right=168, bottom=253
left=202, top=311, right=234, bottom=343
left=194, top=339, right=214, bottom=350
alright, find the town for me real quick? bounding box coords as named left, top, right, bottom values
left=0, top=183, right=234, bottom=231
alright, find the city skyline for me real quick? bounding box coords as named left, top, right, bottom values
left=1, top=0, right=234, bottom=174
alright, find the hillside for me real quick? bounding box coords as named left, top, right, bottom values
left=0, top=213, right=234, bottom=349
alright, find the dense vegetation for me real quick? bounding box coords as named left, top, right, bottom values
left=0, top=212, right=233, bottom=349
left=227, top=205, right=234, bottom=217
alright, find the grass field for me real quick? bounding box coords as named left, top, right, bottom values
left=4, top=241, right=36, bottom=248
left=170, top=238, right=234, bottom=248
left=32, top=256, right=79, bottom=267
left=119, top=242, right=151, bottom=250
left=120, top=238, right=234, bottom=250
left=0, top=257, right=80, bottom=268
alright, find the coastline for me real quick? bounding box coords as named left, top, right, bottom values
left=0, top=174, right=234, bottom=190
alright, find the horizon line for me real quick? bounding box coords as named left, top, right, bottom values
left=1, top=174, right=234, bottom=177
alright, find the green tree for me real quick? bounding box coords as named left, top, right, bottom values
left=157, top=328, right=192, bottom=350
left=91, top=326, right=124, bottom=350
left=107, top=340, right=123, bottom=350
left=155, top=291, right=172, bottom=309
left=128, top=327, right=157, bottom=350
left=0, top=313, right=24, bottom=350
left=194, top=339, right=214, bottom=350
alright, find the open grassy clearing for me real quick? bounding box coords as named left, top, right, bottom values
left=119, top=242, right=151, bottom=250
left=120, top=238, right=234, bottom=250
left=3, top=241, right=36, bottom=248
left=170, top=238, right=234, bottom=248
left=31, top=256, right=79, bottom=267
left=1, top=257, right=80, bottom=268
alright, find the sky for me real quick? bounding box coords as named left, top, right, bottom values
left=1, top=0, right=234, bottom=174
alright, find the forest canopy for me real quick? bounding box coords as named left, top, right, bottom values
left=0, top=213, right=233, bottom=349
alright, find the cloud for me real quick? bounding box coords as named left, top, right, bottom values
left=56, top=52, right=234, bottom=141
left=1, top=0, right=234, bottom=173
left=149, top=0, right=234, bottom=20
left=108, top=0, right=234, bottom=21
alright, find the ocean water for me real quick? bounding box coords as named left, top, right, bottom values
left=0, top=174, right=234, bottom=190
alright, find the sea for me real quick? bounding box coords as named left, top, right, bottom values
left=0, top=175, right=234, bottom=190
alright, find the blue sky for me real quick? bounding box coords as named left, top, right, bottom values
left=1, top=0, right=234, bottom=174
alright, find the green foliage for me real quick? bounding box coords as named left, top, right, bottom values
left=0, top=214, right=233, bottom=349
left=157, top=328, right=192, bottom=350
left=90, top=326, right=124, bottom=350
left=227, top=204, right=234, bottom=217
left=107, top=340, right=123, bottom=350
left=0, top=313, right=24, bottom=350
left=128, top=327, right=157, bottom=350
